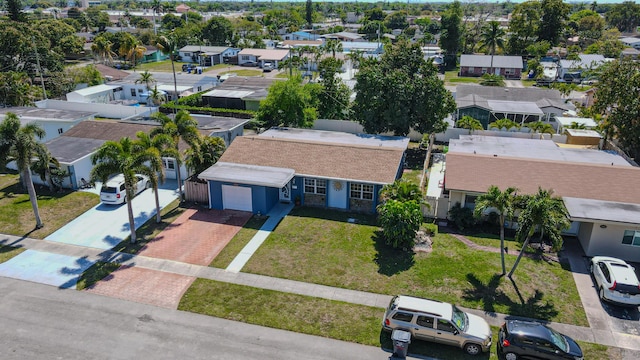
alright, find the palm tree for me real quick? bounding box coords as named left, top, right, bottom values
left=323, top=39, right=343, bottom=58
left=156, top=35, right=179, bottom=106
left=134, top=131, right=177, bottom=223
left=524, top=121, right=555, bottom=137
left=508, top=188, right=570, bottom=279
left=479, top=21, right=505, bottom=74
left=567, top=121, right=587, bottom=129
left=90, top=137, right=155, bottom=243
left=0, top=113, right=46, bottom=229
left=456, top=115, right=483, bottom=133
left=379, top=178, right=424, bottom=203
left=473, top=185, right=518, bottom=275
left=151, top=110, right=199, bottom=202
left=489, top=118, right=520, bottom=130
left=91, top=37, right=115, bottom=65
left=184, top=135, right=226, bottom=175
left=148, top=85, right=166, bottom=106
left=150, top=0, right=164, bottom=35
left=135, top=71, right=156, bottom=91
left=33, top=145, right=61, bottom=192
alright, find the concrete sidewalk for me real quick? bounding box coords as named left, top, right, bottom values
left=2, top=232, right=639, bottom=354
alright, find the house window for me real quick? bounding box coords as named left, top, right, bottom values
left=184, top=52, right=191, bottom=57
left=130, top=89, right=136, bottom=97
left=241, top=55, right=251, bottom=61
left=622, top=230, right=640, bottom=246
left=58, top=128, right=63, bottom=134
left=481, top=67, right=488, bottom=74
left=162, top=158, right=175, bottom=170
left=468, top=67, right=475, bottom=73
left=464, top=195, right=477, bottom=209
left=505, top=68, right=515, bottom=75
left=350, top=183, right=374, bottom=200
left=138, top=89, right=143, bottom=93
left=197, top=86, right=202, bottom=92
left=304, top=178, right=326, bottom=194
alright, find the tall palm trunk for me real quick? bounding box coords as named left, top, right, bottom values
left=22, top=168, right=43, bottom=229
left=175, top=142, right=184, bottom=201
left=508, top=235, right=531, bottom=279
left=126, top=191, right=137, bottom=243
left=154, top=187, right=161, bottom=223
left=499, top=213, right=506, bottom=275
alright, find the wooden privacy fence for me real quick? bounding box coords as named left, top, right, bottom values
left=184, top=179, right=209, bottom=204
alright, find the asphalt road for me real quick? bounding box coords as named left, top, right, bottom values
left=0, top=277, right=393, bottom=360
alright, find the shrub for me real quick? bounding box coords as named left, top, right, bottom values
left=448, top=202, right=475, bottom=231
left=378, top=200, right=423, bottom=250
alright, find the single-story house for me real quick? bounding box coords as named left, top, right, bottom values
left=341, top=41, right=384, bottom=55
left=42, top=120, right=211, bottom=189
left=0, top=107, right=96, bottom=142
left=554, top=116, right=598, bottom=134
left=558, top=54, right=608, bottom=78
left=620, top=37, right=640, bottom=50
left=321, top=32, right=364, bottom=42
left=199, top=128, right=409, bottom=215
left=281, top=31, right=319, bottom=41
left=178, top=45, right=239, bottom=66
left=66, top=84, right=126, bottom=104
left=190, top=114, right=250, bottom=147
left=237, top=48, right=290, bottom=68
left=279, top=40, right=324, bottom=49
left=455, top=85, right=575, bottom=129
left=436, top=135, right=640, bottom=261
left=141, top=45, right=168, bottom=63
left=459, top=55, right=523, bottom=79
left=201, top=77, right=280, bottom=111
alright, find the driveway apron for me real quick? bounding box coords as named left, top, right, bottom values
left=0, top=181, right=179, bottom=288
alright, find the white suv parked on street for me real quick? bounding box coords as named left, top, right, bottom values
left=590, top=256, right=640, bottom=307
left=99, top=174, right=149, bottom=205
left=382, top=295, right=492, bottom=355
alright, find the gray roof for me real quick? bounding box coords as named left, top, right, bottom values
left=456, top=85, right=563, bottom=102
left=559, top=54, right=607, bottom=70
left=459, top=55, right=523, bottom=68
left=190, top=115, right=250, bottom=131
left=199, top=162, right=295, bottom=188
left=449, top=135, right=630, bottom=166
left=0, top=107, right=96, bottom=122
left=535, top=98, right=575, bottom=111
left=620, top=37, right=640, bottom=44
left=120, top=72, right=219, bottom=89
left=260, top=127, right=410, bottom=150
left=563, top=197, right=640, bottom=225
left=44, top=136, right=104, bottom=163
left=486, top=100, right=543, bottom=115
left=179, top=45, right=231, bottom=54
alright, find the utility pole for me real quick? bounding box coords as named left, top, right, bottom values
left=33, top=37, right=47, bottom=100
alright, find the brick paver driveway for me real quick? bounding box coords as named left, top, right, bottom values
left=85, top=208, right=252, bottom=308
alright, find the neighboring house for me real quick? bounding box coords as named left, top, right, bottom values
left=190, top=115, right=250, bottom=147
left=199, top=128, right=409, bottom=215
left=201, top=77, right=281, bottom=111
left=178, top=45, right=239, bottom=66
left=0, top=107, right=96, bottom=142
left=262, top=39, right=279, bottom=49
left=66, top=84, right=127, bottom=104
left=459, top=55, right=523, bottom=79
left=621, top=47, right=640, bottom=60
left=321, top=31, right=364, bottom=42
left=341, top=41, right=384, bottom=55
left=554, top=116, right=598, bottom=134
left=93, top=64, right=130, bottom=81
left=175, top=3, right=191, bottom=13
left=558, top=54, right=608, bottom=78
left=280, top=40, right=324, bottom=49
left=455, top=85, right=575, bottom=129
left=435, top=135, right=640, bottom=261
left=620, top=37, right=640, bottom=50
left=237, top=48, right=290, bottom=68
left=42, top=120, right=209, bottom=189
left=281, top=31, right=318, bottom=41
left=141, top=45, right=168, bottom=63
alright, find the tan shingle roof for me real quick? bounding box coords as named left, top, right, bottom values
left=445, top=153, right=640, bottom=204
left=219, top=136, right=404, bottom=184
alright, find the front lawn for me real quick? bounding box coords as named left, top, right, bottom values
left=209, top=215, right=268, bottom=269
left=179, top=279, right=616, bottom=360
left=242, top=207, right=587, bottom=326
left=220, top=69, right=263, bottom=77
left=0, top=245, right=25, bottom=263
left=0, top=172, right=100, bottom=238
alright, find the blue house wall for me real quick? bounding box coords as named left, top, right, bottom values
left=208, top=181, right=279, bottom=214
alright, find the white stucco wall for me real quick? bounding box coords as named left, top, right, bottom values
left=579, top=221, right=640, bottom=261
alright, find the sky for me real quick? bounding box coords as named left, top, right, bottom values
left=199, top=0, right=635, bottom=3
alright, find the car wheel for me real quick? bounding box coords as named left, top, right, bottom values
left=599, top=287, right=605, bottom=301
left=464, top=343, right=481, bottom=356
left=145, top=181, right=150, bottom=189
left=504, top=352, right=518, bottom=360
left=123, top=196, right=127, bottom=204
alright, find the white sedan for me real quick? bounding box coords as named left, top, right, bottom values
left=590, top=256, right=640, bottom=307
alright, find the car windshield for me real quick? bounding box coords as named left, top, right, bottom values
left=547, top=327, right=569, bottom=352
left=451, top=306, right=467, bottom=330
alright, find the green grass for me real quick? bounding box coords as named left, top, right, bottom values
left=180, top=279, right=383, bottom=346
left=401, top=169, right=422, bottom=186
left=134, top=60, right=174, bottom=72
left=210, top=215, right=268, bottom=269
left=0, top=244, right=25, bottom=264
left=0, top=171, right=100, bottom=239
left=240, top=207, right=587, bottom=326
left=179, top=279, right=612, bottom=360
left=76, top=261, right=122, bottom=290
left=444, top=70, right=481, bottom=84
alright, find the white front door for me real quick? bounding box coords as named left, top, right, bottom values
left=279, top=181, right=291, bottom=203
left=222, top=185, right=252, bottom=212
left=328, top=180, right=347, bottom=209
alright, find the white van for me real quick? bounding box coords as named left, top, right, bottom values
left=99, top=174, right=149, bottom=205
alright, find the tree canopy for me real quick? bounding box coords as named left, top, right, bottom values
left=352, top=40, right=455, bottom=136
left=256, top=75, right=320, bottom=129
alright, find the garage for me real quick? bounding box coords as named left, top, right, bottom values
left=222, top=185, right=252, bottom=212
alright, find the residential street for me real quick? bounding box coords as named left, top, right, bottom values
left=0, top=276, right=393, bottom=360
